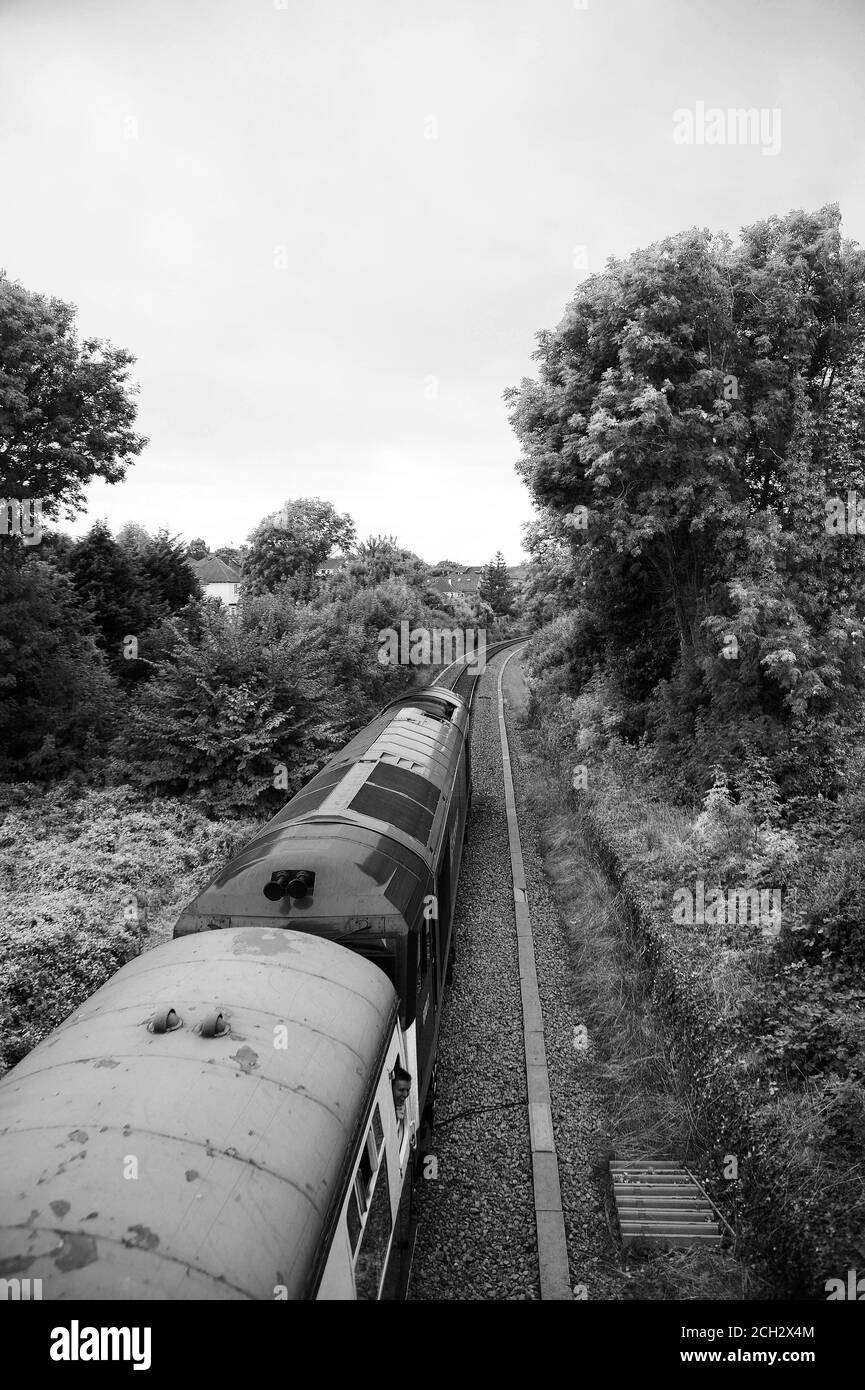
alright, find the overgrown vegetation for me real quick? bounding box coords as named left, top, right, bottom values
left=509, top=203, right=865, bottom=1297
left=0, top=783, right=261, bottom=1074
left=518, top=679, right=865, bottom=1298
left=515, top=709, right=757, bottom=1299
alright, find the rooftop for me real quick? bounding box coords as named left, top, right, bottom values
left=191, top=555, right=242, bottom=584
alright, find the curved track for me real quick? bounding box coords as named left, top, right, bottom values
left=410, top=641, right=575, bottom=1300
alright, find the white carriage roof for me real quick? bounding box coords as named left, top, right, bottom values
left=0, top=931, right=396, bottom=1299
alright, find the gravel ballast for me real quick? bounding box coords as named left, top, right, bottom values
left=409, top=650, right=626, bottom=1300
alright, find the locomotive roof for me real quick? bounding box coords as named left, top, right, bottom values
left=0, top=930, right=398, bottom=1300
left=276, top=685, right=467, bottom=862
left=175, top=686, right=467, bottom=933
left=179, top=821, right=430, bottom=933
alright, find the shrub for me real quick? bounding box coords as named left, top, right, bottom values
left=0, top=782, right=261, bottom=1072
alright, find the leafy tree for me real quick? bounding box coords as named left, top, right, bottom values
left=0, top=555, right=116, bottom=777
left=519, top=510, right=581, bottom=628
left=0, top=270, right=146, bottom=516
left=331, top=534, right=429, bottom=593
left=432, top=589, right=476, bottom=624
left=324, top=576, right=455, bottom=696
left=116, top=522, right=152, bottom=554
left=243, top=497, right=355, bottom=599
left=0, top=272, right=146, bottom=781
left=431, top=558, right=466, bottom=573
left=214, top=545, right=244, bottom=569
left=507, top=203, right=865, bottom=792
left=122, top=594, right=356, bottom=812
left=478, top=550, right=517, bottom=616
left=185, top=536, right=209, bottom=560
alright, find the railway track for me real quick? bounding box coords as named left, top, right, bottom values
left=434, top=634, right=527, bottom=705
left=495, top=645, right=571, bottom=1299
left=411, top=638, right=575, bottom=1300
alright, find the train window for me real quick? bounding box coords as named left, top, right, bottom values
left=352, top=1120, right=382, bottom=1229
left=347, top=1189, right=362, bottom=1254
left=353, top=1153, right=392, bottom=1301
left=357, top=1138, right=375, bottom=1205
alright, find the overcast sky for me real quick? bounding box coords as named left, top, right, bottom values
left=2, top=0, right=863, bottom=563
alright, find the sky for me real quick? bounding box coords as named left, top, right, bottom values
left=1, top=0, right=863, bottom=564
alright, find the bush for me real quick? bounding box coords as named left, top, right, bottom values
left=0, top=912, right=144, bottom=1070
left=0, top=781, right=261, bottom=1072
left=526, top=698, right=865, bottom=1297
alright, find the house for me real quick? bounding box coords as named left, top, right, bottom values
left=191, top=556, right=242, bottom=611
left=315, top=555, right=348, bottom=579
left=427, top=567, right=482, bottom=600
left=427, top=564, right=528, bottom=602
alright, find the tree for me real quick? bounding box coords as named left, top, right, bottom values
left=478, top=551, right=517, bottom=616
left=0, top=556, right=116, bottom=777
left=0, top=270, right=146, bottom=516
left=116, top=521, right=152, bottom=554
left=214, top=545, right=244, bottom=570
left=138, top=529, right=201, bottom=615
left=519, top=510, right=581, bottom=628
left=243, top=498, right=355, bottom=599
left=68, top=520, right=150, bottom=657
left=186, top=537, right=209, bottom=560
left=122, top=593, right=356, bottom=813
left=29, top=528, right=76, bottom=570
left=506, top=203, right=865, bottom=790
left=333, top=534, right=429, bottom=592
left=68, top=524, right=201, bottom=662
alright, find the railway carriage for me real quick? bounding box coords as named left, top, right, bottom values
left=174, top=683, right=471, bottom=1137
left=0, top=931, right=415, bottom=1299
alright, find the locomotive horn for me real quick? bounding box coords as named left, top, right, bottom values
left=263, top=869, right=315, bottom=901
left=286, top=871, right=315, bottom=899
left=263, top=871, right=292, bottom=901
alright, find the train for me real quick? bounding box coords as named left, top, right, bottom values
left=0, top=679, right=471, bottom=1301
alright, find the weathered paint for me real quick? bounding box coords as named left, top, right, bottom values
left=0, top=931, right=399, bottom=1300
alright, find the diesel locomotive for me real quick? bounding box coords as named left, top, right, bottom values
left=0, top=679, right=471, bottom=1300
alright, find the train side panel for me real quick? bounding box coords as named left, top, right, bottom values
left=316, top=1027, right=417, bottom=1299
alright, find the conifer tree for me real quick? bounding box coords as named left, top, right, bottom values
left=478, top=551, right=517, bottom=616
